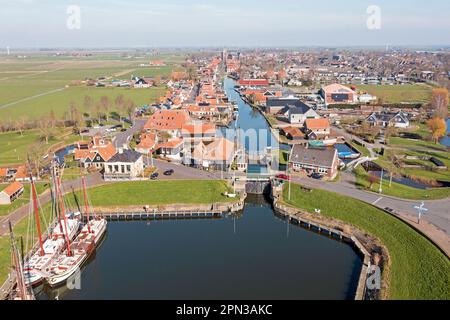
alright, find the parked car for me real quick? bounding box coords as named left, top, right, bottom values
left=150, top=172, right=159, bottom=180
left=310, top=173, right=323, bottom=180
left=276, top=174, right=290, bottom=181
left=163, top=169, right=174, bottom=176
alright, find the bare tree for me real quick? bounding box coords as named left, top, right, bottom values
left=28, top=142, right=46, bottom=180
left=114, top=94, right=125, bottom=122
left=83, top=95, right=94, bottom=115
left=14, top=117, right=27, bottom=136
left=125, top=99, right=136, bottom=123
left=100, top=96, right=112, bottom=122
left=37, top=118, right=53, bottom=144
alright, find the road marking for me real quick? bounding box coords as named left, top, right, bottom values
left=372, top=197, right=383, bottom=205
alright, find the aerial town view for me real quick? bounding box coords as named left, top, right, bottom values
left=0, top=0, right=449, bottom=308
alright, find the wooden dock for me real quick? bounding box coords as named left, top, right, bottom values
left=98, top=210, right=223, bottom=221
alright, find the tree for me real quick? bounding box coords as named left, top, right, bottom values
left=49, top=109, right=57, bottom=128
left=430, top=88, right=449, bottom=119
left=114, top=94, right=125, bottom=122
left=94, top=103, right=102, bottom=124
left=27, top=142, right=46, bottom=180
left=100, top=96, right=112, bottom=122
left=125, top=99, right=136, bottom=123
left=83, top=95, right=94, bottom=114
left=14, top=117, right=27, bottom=136
left=368, top=174, right=380, bottom=189
left=37, top=118, right=54, bottom=144
left=426, top=117, right=447, bottom=144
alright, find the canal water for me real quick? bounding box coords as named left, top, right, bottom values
left=439, top=118, right=450, bottom=147
left=221, top=77, right=280, bottom=152
left=37, top=195, right=362, bottom=300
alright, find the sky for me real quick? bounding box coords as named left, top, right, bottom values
left=0, top=0, right=449, bottom=48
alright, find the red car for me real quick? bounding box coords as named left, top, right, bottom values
left=276, top=174, right=290, bottom=181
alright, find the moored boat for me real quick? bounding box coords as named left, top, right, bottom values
left=23, top=169, right=81, bottom=287
left=45, top=174, right=107, bottom=288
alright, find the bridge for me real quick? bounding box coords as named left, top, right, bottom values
left=345, top=156, right=378, bottom=170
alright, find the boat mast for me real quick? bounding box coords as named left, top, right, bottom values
left=52, top=164, right=63, bottom=233
left=81, top=174, right=91, bottom=233
left=56, top=176, right=72, bottom=257
left=9, top=221, right=29, bottom=300
left=30, top=175, right=44, bottom=257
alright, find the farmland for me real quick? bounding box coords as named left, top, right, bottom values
left=0, top=54, right=185, bottom=120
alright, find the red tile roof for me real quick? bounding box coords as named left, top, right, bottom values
left=144, top=109, right=191, bottom=131
left=305, top=118, right=330, bottom=130
left=156, top=138, right=183, bottom=149
left=181, top=123, right=216, bottom=135
left=238, top=79, right=269, bottom=86
left=1, top=181, right=24, bottom=196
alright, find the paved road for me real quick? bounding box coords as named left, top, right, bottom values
left=114, top=119, right=147, bottom=148
left=149, top=158, right=224, bottom=180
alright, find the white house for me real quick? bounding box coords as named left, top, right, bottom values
left=104, top=149, right=144, bottom=181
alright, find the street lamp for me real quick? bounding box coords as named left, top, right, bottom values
left=413, top=202, right=428, bottom=224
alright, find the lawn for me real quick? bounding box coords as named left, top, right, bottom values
left=353, top=166, right=450, bottom=200
left=350, top=84, right=432, bottom=104
left=0, top=182, right=49, bottom=217
left=281, top=184, right=450, bottom=299
left=349, top=141, right=371, bottom=157
left=389, top=137, right=448, bottom=150
left=81, top=180, right=235, bottom=206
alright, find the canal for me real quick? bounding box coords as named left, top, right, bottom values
left=221, top=77, right=280, bottom=152
left=37, top=195, right=362, bottom=300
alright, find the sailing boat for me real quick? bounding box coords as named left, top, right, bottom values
left=23, top=166, right=81, bottom=287
left=46, top=173, right=107, bottom=287
left=8, top=221, right=35, bottom=300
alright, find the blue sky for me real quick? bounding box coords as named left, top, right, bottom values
left=0, top=0, right=449, bottom=47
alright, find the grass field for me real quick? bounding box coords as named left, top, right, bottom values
left=0, top=129, right=79, bottom=166
left=81, top=180, right=234, bottom=206
left=282, top=184, right=450, bottom=299
left=0, top=179, right=234, bottom=284
left=0, top=55, right=183, bottom=120
left=351, top=84, right=432, bottom=104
